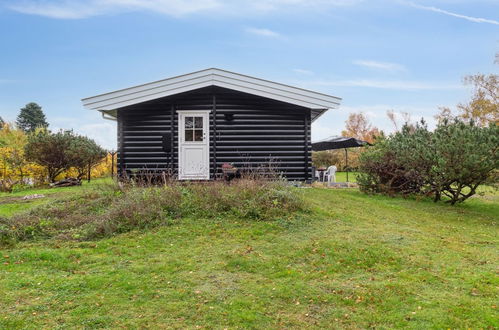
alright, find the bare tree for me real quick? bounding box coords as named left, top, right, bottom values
left=458, top=74, right=498, bottom=126
left=387, top=110, right=415, bottom=131
left=342, top=112, right=381, bottom=143
left=437, top=53, right=498, bottom=126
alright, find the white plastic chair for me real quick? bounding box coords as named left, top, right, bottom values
left=325, top=165, right=337, bottom=184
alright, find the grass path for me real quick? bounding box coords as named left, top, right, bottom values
left=0, top=187, right=497, bottom=328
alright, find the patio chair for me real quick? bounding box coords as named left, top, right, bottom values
left=325, top=165, right=337, bottom=184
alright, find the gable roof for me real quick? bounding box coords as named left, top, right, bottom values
left=82, top=68, right=341, bottom=121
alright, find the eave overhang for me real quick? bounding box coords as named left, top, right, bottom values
left=82, top=68, right=341, bottom=122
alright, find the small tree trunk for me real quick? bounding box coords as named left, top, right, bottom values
left=111, top=152, right=115, bottom=179
left=87, top=162, right=91, bottom=183
left=48, top=168, right=56, bottom=183
left=433, top=191, right=440, bottom=202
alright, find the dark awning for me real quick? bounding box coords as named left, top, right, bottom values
left=312, top=136, right=371, bottom=151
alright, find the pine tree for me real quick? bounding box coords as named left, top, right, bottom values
left=16, top=102, right=49, bottom=132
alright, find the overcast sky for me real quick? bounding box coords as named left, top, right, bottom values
left=0, top=0, right=498, bottom=149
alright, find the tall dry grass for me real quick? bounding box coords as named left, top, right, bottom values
left=0, top=179, right=305, bottom=245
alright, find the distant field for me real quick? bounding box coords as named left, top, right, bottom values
left=0, top=180, right=497, bottom=328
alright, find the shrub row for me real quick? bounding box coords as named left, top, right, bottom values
left=357, top=120, right=498, bottom=204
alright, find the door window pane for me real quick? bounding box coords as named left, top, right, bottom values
left=183, top=116, right=204, bottom=142
left=194, top=129, right=203, bottom=141
left=185, top=129, right=193, bottom=141
left=194, top=117, right=203, bottom=128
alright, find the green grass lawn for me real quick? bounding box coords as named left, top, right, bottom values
left=313, top=172, right=358, bottom=184
left=332, top=171, right=358, bottom=183
left=0, top=178, right=113, bottom=217
left=0, top=184, right=498, bottom=328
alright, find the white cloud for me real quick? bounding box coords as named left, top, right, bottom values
left=51, top=116, right=117, bottom=150
left=293, top=68, right=314, bottom=75
left=9, top=0, right=220, bottom=19
left=245, top=27, right=281, bottom=38
left=406, top=1, right=499, bottom=25
left=247, top=0, right=363, bottom=12
left=7, top=0, right=363, bottom=19
left=77, top=122, right=117, bottom=150
left=340, top=105, right=435, bottom=123
left=9, top=1, right=101, bottom=19
left=301, top=79, right=463, bottom=90
left=311, top=120, right=338, bottom=142
left=353, top=60, right=406, bottom=72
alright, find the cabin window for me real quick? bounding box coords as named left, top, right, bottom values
left=184, top=116, right=203, bottom=141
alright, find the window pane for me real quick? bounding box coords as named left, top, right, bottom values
left=194, top=129, right=203, bottom=141
left=194, top=117, right=203, bottom=128
left=185, top=117, right=194, bottom=129
left=185, top=129, right=193, bottom=141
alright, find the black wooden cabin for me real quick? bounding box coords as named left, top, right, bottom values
left=82, top=69, right=341, bottom=181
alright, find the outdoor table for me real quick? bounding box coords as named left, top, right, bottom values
left=317, top=167, right=326, bottom=182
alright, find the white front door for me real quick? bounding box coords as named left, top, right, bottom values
left=178, top=111, right=210, bottom=180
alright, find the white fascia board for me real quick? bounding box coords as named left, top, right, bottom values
left=211, top=70, right=341, bottom=106
left=176, top=109, right=212, bottom=115
left=85, top=79, right=215, bottom=110
left=82, top=69, right=214, bottom=107
left=100, top=110, right=117, bottom=120
left=82, top=68, right=342, bottom=114
left=100, top=111, right=117, bottom=121
left=212, top=80, right=326, bottom=110
left=212, top=77, right=338, bottom=109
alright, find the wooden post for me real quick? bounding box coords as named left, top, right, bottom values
left=212, top=93, right=217, bottom=179
left=170, top=104, right=175, bottom=174
left=87, top=162, right=91, bottom=183
left=110, top=151, right=117, bottom=178
left=304, top=110, right=310, bottom=182
left=118, top=111, right=125, bottom=178
left=345, top=148, right=349, bottom=182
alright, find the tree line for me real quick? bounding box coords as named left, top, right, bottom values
left=313, top=70, right=498, bottom=170
left=313, top=56, right=498, bottom=204
left=0, top=103, right=110, bottom=192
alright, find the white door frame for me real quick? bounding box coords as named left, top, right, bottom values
left=177, top=110, right=211, bottom=180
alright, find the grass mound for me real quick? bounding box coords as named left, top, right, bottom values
left=0, top=180, right=305, bottom=245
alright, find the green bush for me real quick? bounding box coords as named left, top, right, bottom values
left=24, top=129, right=106, bottom=183
left=0, top=179, right=306, bottom=245
left=358, top=120, right=498, bottom=204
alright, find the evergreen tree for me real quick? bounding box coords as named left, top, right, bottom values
left=0, top=116, right=4, bottom=129
left=357, top=120, right=498, bottom=204
left=67, top=135, right=107, bottom=180
left=24, top=130, right=107, bottom=183
left=24, top=129, right=73, bottom=182
left=16, top=102, right=49, bottom=132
